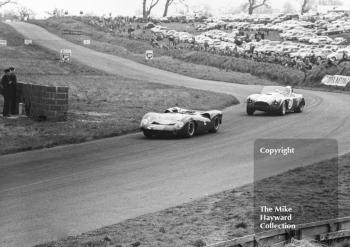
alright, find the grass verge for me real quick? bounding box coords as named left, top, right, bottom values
left=0, top=22, right=238, bottom=155
left=35, top=153, right=350, bottom=247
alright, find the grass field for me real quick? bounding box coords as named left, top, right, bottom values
left=36, top=153, right=350, bottom=247
left=30, top=17, right=350, bottom=91
left=0, top=22, right=238, bottom=155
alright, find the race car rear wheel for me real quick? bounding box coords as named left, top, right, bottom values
left=209, top=116, right=220, bottom=133
left=184, top=121, right=196, bottom=138
left=279, top=102, right=287, bottom=116
left=247, top=106, right=255, bottom=116
left=295, top=99, right=305, bottom=113
left=143, top=130, right=154, bottom=138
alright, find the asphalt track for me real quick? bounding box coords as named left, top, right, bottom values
left=1, top=22, right=349, bottom=247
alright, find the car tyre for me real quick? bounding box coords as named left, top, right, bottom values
left=183, top=121, right=196, bottom=138
left=247, top=106, right=255, bottom=116
left=209, top=116, right=220, bottom=133
left=279, top=101, right=287, bottom=116
left=295, top=99, right=305, bottom=113
left=143, top=130, right=154, bottom=138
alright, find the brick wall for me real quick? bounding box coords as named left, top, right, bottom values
left=16, top=82, right=69, bottom=121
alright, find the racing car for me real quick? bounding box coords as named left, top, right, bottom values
left=140, top=107, right=223, bottom=138
left=246, top=86, right=305, bottom=116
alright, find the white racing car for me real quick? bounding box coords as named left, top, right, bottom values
left=246, top=86, right=305, bottom=116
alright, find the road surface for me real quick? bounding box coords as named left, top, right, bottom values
left=1, top=22, right=349, bottom=247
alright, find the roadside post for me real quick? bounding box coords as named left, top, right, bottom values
left=0, top=40, right=7, bottom=46
left=24, top=39, right=32, bottom=45
left=18, top=103, right=24, bottom=116
left=60, top=49, right=72, bottom=63
left=145, top=50, right=154, bottom=61
left=83, top=39, right=91, bottom=45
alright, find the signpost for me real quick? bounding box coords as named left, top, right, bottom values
left=83, top=40, right=91, bottom=45
left=145, top=50, right=154, bottom=61
left=60, top=49, right=72, bottom=63
left=0, top=40, right=7, bottom=46
left=24, top=39, right=32, bottom=45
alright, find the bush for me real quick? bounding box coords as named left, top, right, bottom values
left=191, top=239, right=206, bottom=247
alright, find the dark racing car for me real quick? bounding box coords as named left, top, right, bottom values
left=246, top=86, right=305, bottom=116
left=140, top=107, right=223, bottom=138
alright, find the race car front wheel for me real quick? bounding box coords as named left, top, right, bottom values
left=247, top=106, right=255, bottom=116
left=279, top=102, right=286, bottom=116
left=295, top=99, right=305, bottom=113
left=184, top=121, right=196, bottom=138
left=143, top=130, right=154, bottom=138
left=209, top=117, right=220, bottom=133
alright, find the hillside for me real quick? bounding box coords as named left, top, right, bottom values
left=0, top=22, right=238, bottom=155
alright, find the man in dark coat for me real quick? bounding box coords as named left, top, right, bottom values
left=8, top=67, right=17, bottom=115
left=1, top=67, right=17, bottom=117
left=1, top=68, right=11, bottom=117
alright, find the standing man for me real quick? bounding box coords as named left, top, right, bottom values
left=8, top=67, right=17, bottom=115
left=1, top=68, right=11, bottom=117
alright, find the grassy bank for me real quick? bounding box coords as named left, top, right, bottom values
left=30, top=17, right=350, bottom=91
left=29, top=18, right=277, bottom=86
left=0, top=22, right=238, bottom=155
left=36, top=153, right=350, bottom=247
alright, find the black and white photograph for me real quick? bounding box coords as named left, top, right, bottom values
left=0, top=0, right=350, bottom=246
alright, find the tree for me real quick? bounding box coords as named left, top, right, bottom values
left=163, top=0, right=186, bottom=17
left=300, top=0, right=310, bottom=15
left=46, top=8, right=68, bottom=17
left=245, top=0, right=269, bottom=15
left=0, top=0, right=16, bottom=9
left=142, top=0, right=160, bottom=19
left=17, top=6, right=34, bottom=20
left=300, top=0, right=315, bottom=15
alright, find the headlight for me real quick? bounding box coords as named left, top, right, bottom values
left=141, top=118, right=150, bottom=126
left=175, top=121, right=185, bottom=129
left=273, top=100, right=280, bottom=105
left=247, top=98, right=253, bottom=103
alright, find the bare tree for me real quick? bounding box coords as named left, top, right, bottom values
left=17, top=6, right=34, bottom=21
left=245, top=0, right=269, bottom=15
left=142, top=0, right=160, bottom=19
left=300, top=0, right=309, bottom=15
left=46, top=8, right=68, bottom=17
left=163, top=0, right=186, bottom=17
left=0, top=0, right=16, bottom=9
left=300, top=0, right=315, bottom=15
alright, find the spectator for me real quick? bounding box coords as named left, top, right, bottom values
left=1, top=68, right=14, bottom=117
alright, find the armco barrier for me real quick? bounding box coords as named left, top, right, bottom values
left=16, top=82, right=68, bottom=121
left=208, top=217, right=350, bottom=247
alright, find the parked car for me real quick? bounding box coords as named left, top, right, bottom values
left=310, top=36, right=333, bottom=45
left=327, top=49, right=349, bottom=61
left=332, top=37, right=347, bottom=45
